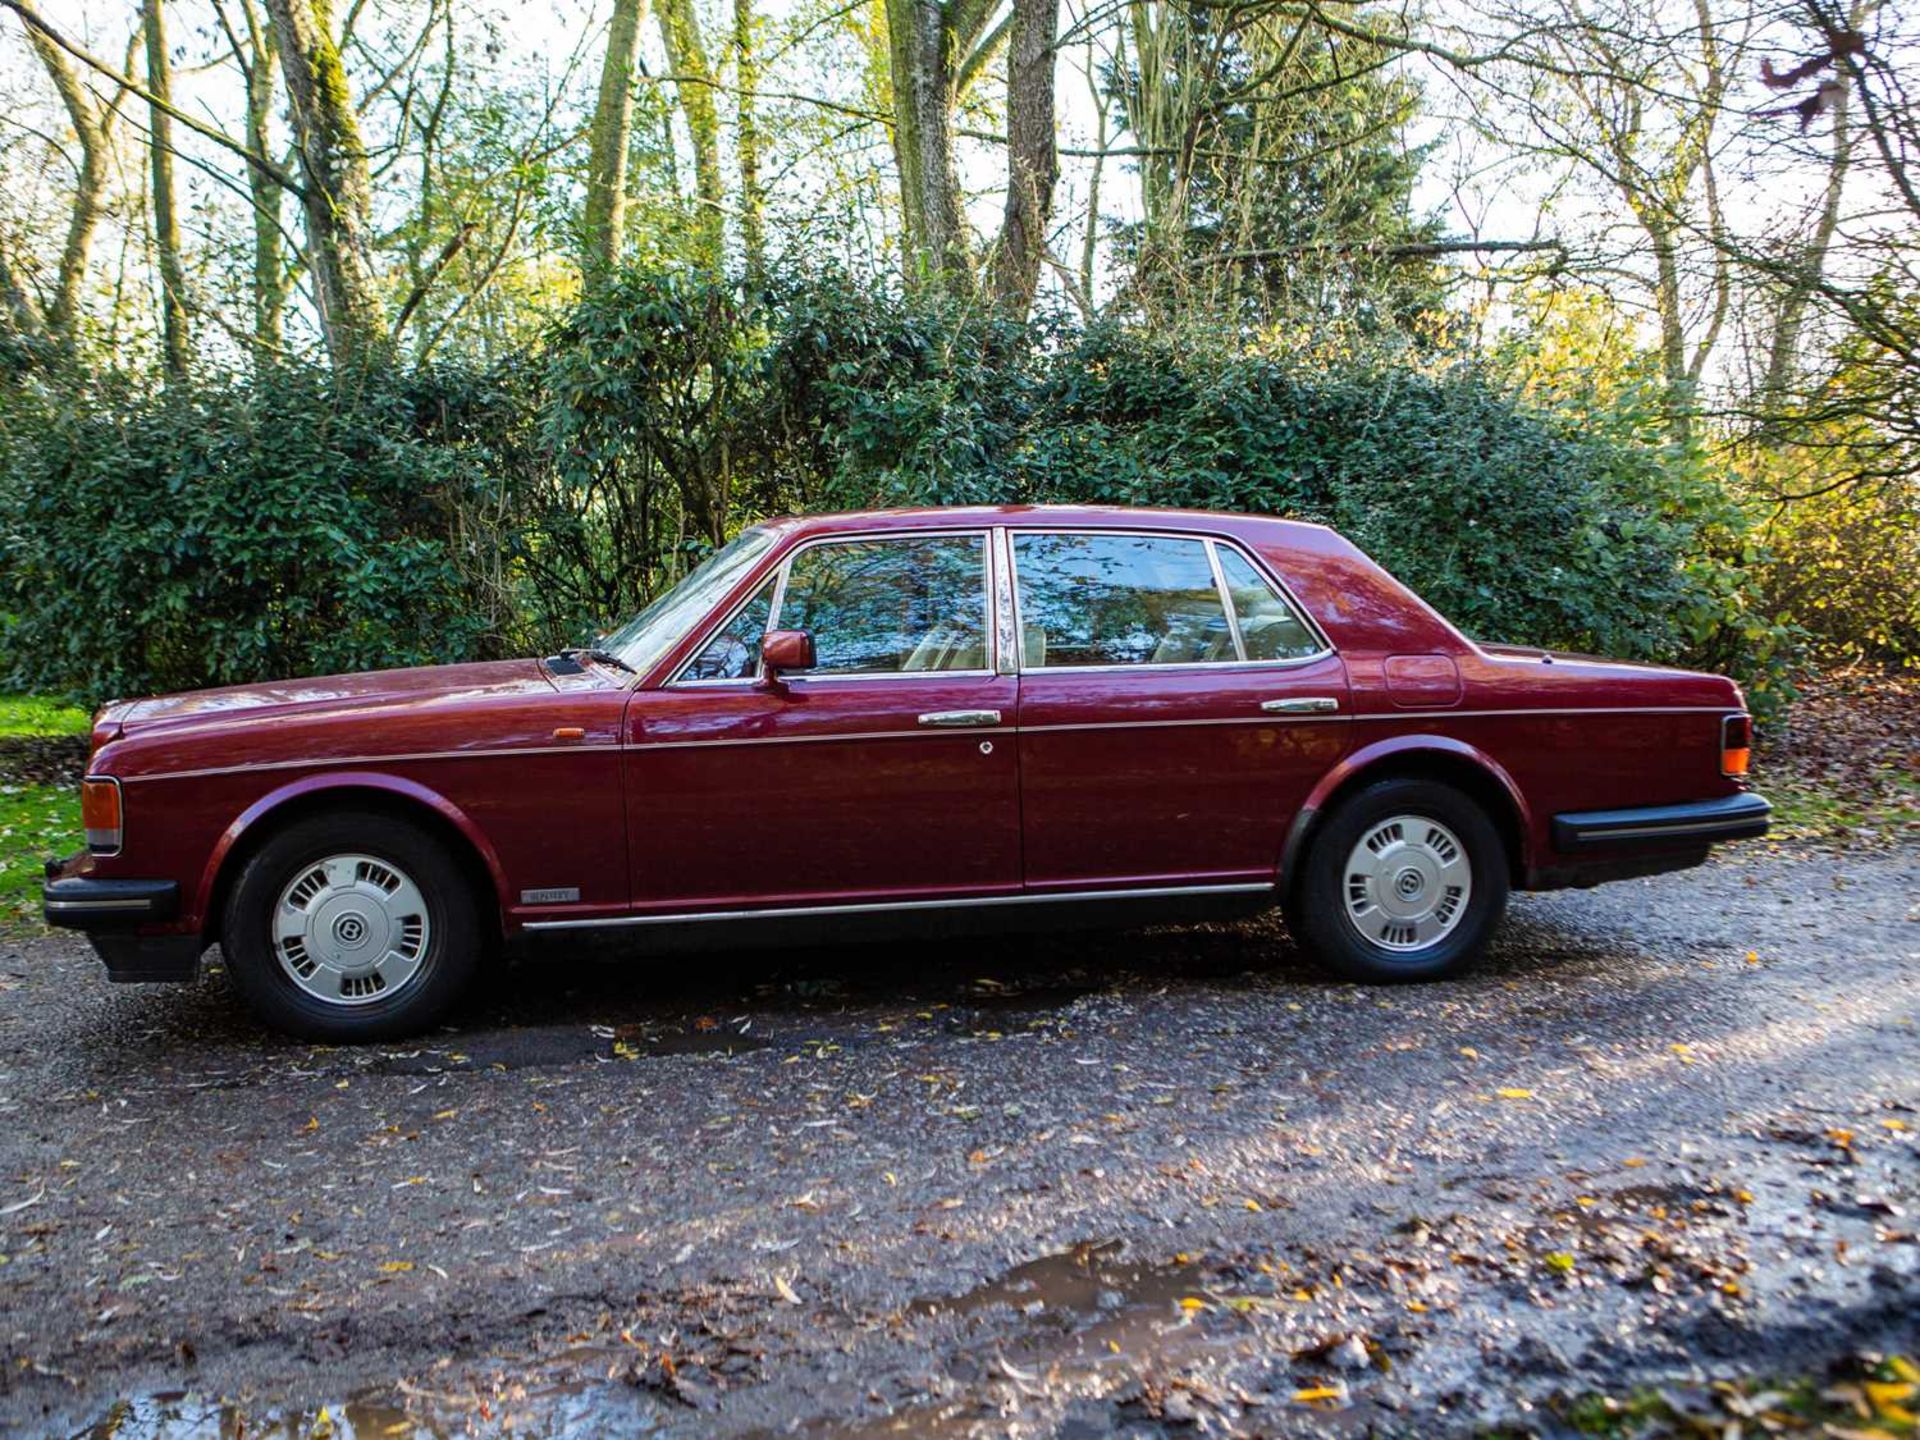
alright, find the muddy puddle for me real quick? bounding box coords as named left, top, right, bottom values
left=759, top=1242, right=1276, bottom=1438
left=69, top=1347, right=675, bottom=1438
left=909, top=1238, right=1208, bottom=1326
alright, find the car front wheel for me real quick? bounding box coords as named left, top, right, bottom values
left=1287, top=778, right=1509, bottom=982
left=222, top=809, right=484, bottom=1041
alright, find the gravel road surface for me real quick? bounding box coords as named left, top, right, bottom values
left=1, top=841, right=1915, bottom=1437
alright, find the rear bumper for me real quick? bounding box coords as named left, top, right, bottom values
left=1552, top=792, right=1771, bottom=851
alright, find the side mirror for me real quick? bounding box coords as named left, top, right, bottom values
left=758, top=629, right=815, bottom=682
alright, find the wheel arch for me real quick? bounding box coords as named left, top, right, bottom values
left=1281, top=736, right=1532, bottom=895
left=194, top=773, right=510, bottom=942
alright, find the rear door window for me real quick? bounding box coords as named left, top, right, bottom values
left=1215, top=547, right=1324, bottom=661
left=1012, top=533, right=1236, bottom=667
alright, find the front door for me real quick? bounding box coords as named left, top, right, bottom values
left=624, top=530, right=1021, bottom=912
left=1011, top=529, right=1351, bottom=890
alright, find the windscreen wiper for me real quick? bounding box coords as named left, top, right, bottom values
left=576, top=647, right=636, bottom=674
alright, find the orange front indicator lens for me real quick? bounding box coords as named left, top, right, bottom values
left=81, top=777, right=123, bottom=854
left=1721, top=716, right=1753, bottom=777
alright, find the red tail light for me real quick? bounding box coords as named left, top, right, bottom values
left=1721, top=715, right=1752, bottom=778
left=81, top=777, right=123, bottom=855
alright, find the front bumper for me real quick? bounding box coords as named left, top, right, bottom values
left=43, top=859, right=202, bottom=983
left=43, top=870, right=179, bottom=930
left=1552, top=791, right=1772, bottom=851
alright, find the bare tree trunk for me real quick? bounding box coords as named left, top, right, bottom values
left=0, top=252, right=43, bottom=336
left=886, top=0, right=966, bottom=286
left=990, top=0, right=1057, bottom=314
left=584, top=0, right=649, bottom=280
left=145, top=0, right=189, bottom=376
left=733, top=0, right=765, bottom=290
left=262, top=0, right=385, bottom=368
left=1759, top=1, right=1861, bottom=422
left=1124, top=0, right=1201, bottom=309
left=15, top=0, right=110, bottom=345
left=1638, top=209, right=1692, bottom=421
left=656, top=0, right=725, bottom=273
left=241, top=0, right=286, bottom=354
left=1079, top=61, right=1108, bottom=312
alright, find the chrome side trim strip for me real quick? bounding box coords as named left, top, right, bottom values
left=522, top=881, right=1274, bottom=931
left=1015, top=705, right=1724, bottom=739
left=118, top=742, right=617, bottom=784
left=1352, top=706, right=1731, bottom=720
left=642, top=725, right=1015, bottom=751
left=1020, top=715, right=1345, bottom=736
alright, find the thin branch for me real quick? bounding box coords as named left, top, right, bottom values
left=0, top=0, right=305, bottom=197
left=1191, top=238, right=1567, bottom=265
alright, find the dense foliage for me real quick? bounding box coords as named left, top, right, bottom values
left=0, top=268, right=1794, bottom=707
left=0, top=367, right=500, bottom=701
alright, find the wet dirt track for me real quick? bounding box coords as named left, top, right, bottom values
left=1, top=842, right=1915, bottom=1438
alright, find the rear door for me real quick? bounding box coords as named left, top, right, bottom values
left=1012, top=529, right=1350, bottom=891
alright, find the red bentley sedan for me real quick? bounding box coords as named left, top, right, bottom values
left=44, top=506, right=1769, bottom=1040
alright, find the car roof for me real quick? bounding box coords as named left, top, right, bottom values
left=754, top=504, right=1344, bottom=551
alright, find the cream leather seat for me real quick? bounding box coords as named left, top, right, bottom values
left=1022, top=625, right=1047, bottom=667
left=902, top=624, right=986, bottom=671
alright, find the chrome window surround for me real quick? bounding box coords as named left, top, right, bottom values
left=666, top=528, right=999, bottom=688
left=1007, top=528, right=1335, bottom=674
left=661, top=523, right=1335, bottom=689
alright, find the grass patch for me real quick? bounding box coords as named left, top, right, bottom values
left=1553, top=1352, right=1917, bottom=1437
left=1752, top=666, right=1920, bottom=846
left=0, top=782, right=78, bottom=932
left=0, top=694, right=90, bottom=739
left=1766, top=767, right=1920, bottom=839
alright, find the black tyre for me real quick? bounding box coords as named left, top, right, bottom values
left=1286, top=778, right=1509, bottom=983
left=222, top=809, right=485, bottom=1041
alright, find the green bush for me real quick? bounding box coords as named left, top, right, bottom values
left=0, top=365, right=502, bottom=702
left=1753, top=474, right=1920, bottom=668
left=0, top=267, right=1794, bottom=706
left=771, top=293, right=1786, bottom=690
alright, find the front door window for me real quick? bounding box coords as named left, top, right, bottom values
left=683, top=577, right=776, bottom=681
left=779, top=535, right=990, bottom=675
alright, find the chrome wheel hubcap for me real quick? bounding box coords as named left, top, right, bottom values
left=273, top=853, right=431, bottom=1006
left=1343, top=815, right=1472, bottom=953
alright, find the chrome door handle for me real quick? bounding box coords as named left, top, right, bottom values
left=1261, top=696, right=1340, bottom=714
left=918, top=709, right=1002, bottom=727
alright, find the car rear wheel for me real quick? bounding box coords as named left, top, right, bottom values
left=1287, top=778, right=1509, bottom=982
left=222, top=810, right=483, bottom=1041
